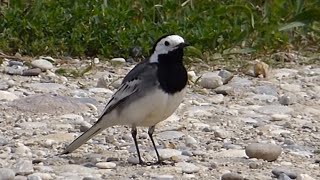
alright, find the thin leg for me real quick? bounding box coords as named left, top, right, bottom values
left=131, top=127, right=144, bottom=164
left=148, top=126, right=162, bottom=164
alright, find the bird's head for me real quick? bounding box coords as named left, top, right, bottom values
left=149, top=34, right=189, bottom=63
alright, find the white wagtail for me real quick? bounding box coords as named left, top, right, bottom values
left=62, top=34, right=189, bottom=165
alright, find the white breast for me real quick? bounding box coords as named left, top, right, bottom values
left=110, top=87, right=187, bottom=127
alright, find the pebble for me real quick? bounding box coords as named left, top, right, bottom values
left=214, top=129, right=228, bottom=139
left=0, top=136, right=9, bottom=146
left=27, top=174, right=42, bottom=180
left=95, top=162, right=116, bottom=169
left=221, top=173, right=244, bottom=180
left=0, top=168, right=15, bottom=180
left=255, top=105, right=293, bottom=115
left=199, top=72, right=223, bottom=89
left=271, top=114, right=290, bottom=121
left=157, top=131, right=184, bottom=140
left=208, top=94, right=224, bottom=104
left=278, top=173, right=293, bottom=180
left=272, top=167, right=297, bottom=179
left=248, top=162, right=260, bottom=169
left=299, top=174, right=316, bottom=180
left=89, top=88, right=113, bottom=94
left=218, top=70, right=234, bottom=84
left=245, top=143, right=282, bottom=161
left=8, top=60, right=24, bottom=66
left=253, top=85, right=278, bottom=96
left=60, top=114, right=84, bottom=124
left=5, top=66, right=27, bottom=75
left=0, top=90, right=18, bottom=101
left=279, top=95, right=294, bottom=105
left=214, top=85, right=234, bottom=95
left=14, top=176, right=28, bottom=180
left=25, top=83, right=66, bottom=91
left=175, top=162, right=200, bottom=173
left=14, top=160, right=34, bottom=175
left=111, top=58, right=126, bottom=64
left=9, top=94, right=90, bottom=115
left=31, top=59, right=53, bottom=70
left=187, top=71, right=197, bottom=82
left=185, top=135, right=197, bottom=146
left=156, top=149, right=182, bottom=160
left=0, top=81, right=9, bottom=90
left=22, top=68, right=42, bottom=76
left=154, top=175, right=174, bottom=180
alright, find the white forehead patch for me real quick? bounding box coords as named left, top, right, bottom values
left=149, top=35, right=185, bottom=63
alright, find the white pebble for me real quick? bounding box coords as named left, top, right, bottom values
left=96, top=162, right=116, bottom=169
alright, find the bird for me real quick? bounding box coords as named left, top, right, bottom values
left=62, top=34, right=189, bottom=165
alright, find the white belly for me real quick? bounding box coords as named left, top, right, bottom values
left=115, top=87, right=186, bottom=127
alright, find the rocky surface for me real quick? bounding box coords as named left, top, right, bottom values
left=0, top=56, right=319, bottom=179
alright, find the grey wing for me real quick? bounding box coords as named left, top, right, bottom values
left=98, top=62, right=158, bottom=120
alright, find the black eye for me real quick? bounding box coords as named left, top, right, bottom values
left=164, top=41, right=170, bottom=46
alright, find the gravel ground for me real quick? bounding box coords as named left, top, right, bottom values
left=0, top=56, right=319, bottom=180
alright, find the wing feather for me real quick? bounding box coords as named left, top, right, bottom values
left=97, top=62, right=158, bottom=121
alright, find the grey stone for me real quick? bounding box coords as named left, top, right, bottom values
left=272, top=168, right=297, bottom=179
left=248, top=162, right=260, bottom=169
left=208, top=94, right=224, bottom=104
left=218, top=70, right=234, bottom=84
left=22, top=68, right=42, bottom=76
left=271, top=114, right=290, bottom=121
left=214, top=85, right=234, bottom=95
left=273, top=68, right=298, bottom=79
left=153, top=174, right=174, bottom=180
left=111, top=58, right=126, bottom=64
left=181, top=150, right=193, bottom=157
left=245, top=143, right=282, bottom=161
left=88, top=88, right=113, bottom=94
left=8, top=60, right=24, bottom=66
left=221, top=173, right=244, bottom=180
left=255, top=105, right=293, bottom=115
left=0, top=81, right=9, bottom=90
left=18, top=122, right=47, bottom=129
left=5, top=66, right=27, bottom=75
left=253, top=85, right=278, bottom=96
left=0, top=91, right=18, bottom=101
left=15, top=160, right=34, bottom=175
left=25, top=83, right=66, bottom=91
left=95, top=162, right=116, bottom=169
left=175, top=162, right=200, bottom=173
left=199, top=72, right=223, bottom=89
left=229, top=77, right=253, bottom=88
left=155, top=149, right=182, bottom=160
left=278, top=173, right=292, bottom=180
left=0, top=136, right=9, bottom=146
left=299, top=174, right=316, bottom=180
left=157, top=131, right=185, bottom=140
left=60, top=114, right=84, bottom=124
left=27, top=174, right=42, bottom=180
left=280, top=83, right=301, bottom=92
left=214, top=129, right=228, bottom=139
left=31, top=59, right=53, bottom=70
left=9, top=94, right=90, bottom=115
left=249, top=94, right=278, bottom=103
left=185, top=135, right=197, bottom=146
left=279, top=95, right=294, bottom=105
left=0, top=168, right=15, bottom=180
left=13, top=176, right=27, bottom=180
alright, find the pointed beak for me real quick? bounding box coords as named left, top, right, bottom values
left=176, top=42, right=189, bottom=49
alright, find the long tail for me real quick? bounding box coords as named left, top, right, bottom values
left=61, top=121, right=107, bottom=154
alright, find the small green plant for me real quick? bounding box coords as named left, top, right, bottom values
left=0, top=0, right=319, bottom=58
